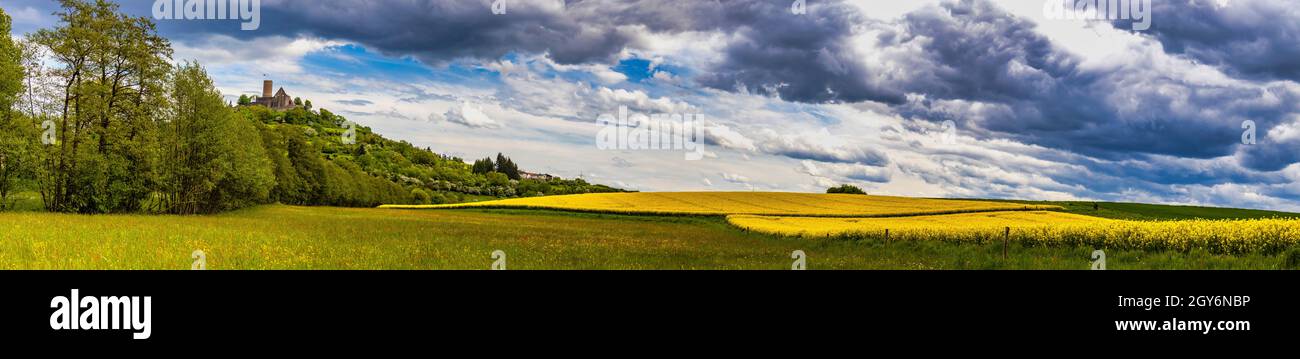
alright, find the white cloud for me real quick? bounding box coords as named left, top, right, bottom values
left=491, top=60, right=696, bottom=122
left=798, top=160, right=892, bottom=183
left=1267, top=114, right=1300, bottom=142
left=702, top=124, right=757, bottom=151
left=441, top=102, right=502, bottom=129
left=172, top=35, right=345, bottom=74
left=752, top=128, right=890, bottom=166
left=721, top=172, right=750, bottom=184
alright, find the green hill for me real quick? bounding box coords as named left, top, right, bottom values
left=234, top=104, right=625, bottom=208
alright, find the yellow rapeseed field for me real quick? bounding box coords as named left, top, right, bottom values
left=728, top=211, right=1109, bottom=236
left=728, top=211, right=1300, bottom=254
left=382, top=192, right=1060, bottom=217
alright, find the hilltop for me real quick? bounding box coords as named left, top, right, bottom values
left=232, top=103, right=625, bottom=208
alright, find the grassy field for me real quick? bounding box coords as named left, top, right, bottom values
left=0, top=204, right=1293, bottom=269
left=4, top=191, right=1299, bottom=269
left=973, top=199, right=1300, bottom=220
left=383, top=192, right=1059, bottom=217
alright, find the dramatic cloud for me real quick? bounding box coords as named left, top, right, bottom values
left=885, top=0, right=1300, bottom=171
left=689, top=1, right=907, bottom=104
left=1113, top=0, right=1300, bottom=82
left=11, top=0, right=1297, bottom=210
left=230, top=0, right=630, bottom=65
left=146, top=0, right=910, bottom=104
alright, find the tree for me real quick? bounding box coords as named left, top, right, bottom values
left=237, top=94, right=251, bottom=106
left=826, top=184, right=867, bottom=195
left=304, top=99, right=312, bottom=111
left=0, top=113, right=37, bottom=210
left=0, top=7, right=34, bottom=210
left=472, top=157, right=494, bottom=174
left=207, top=101, right=274, bottom=212
left=294, top=97, right=302, bottom=106
left=157, top=62, right=272, bottom=214
left=284, top=126, right=325, bottom=204
left=0, top=7, right=22, bottom=113
left=410, top=188, right=431, bottom=205
left=495, top=152, right=520, bottom=180
left=30, top=0, right=172, bottom=213
left=485, top=172, right=510, bottom=187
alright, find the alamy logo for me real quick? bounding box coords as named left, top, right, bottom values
left=342, top=121, right=357, bottom=145
left=595, top=106, right=707, bottom=161
left=1043, top=0, right=1152, bottom=31
left=153, top=0, right=262, bottom=31
left=50, top=289, right=152, bottom=340
left=41, top=120, right=56, bottom=145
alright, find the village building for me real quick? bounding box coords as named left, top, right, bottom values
left=520, top=171, right=556, bottom=181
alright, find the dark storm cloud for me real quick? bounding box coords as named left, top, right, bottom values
left=138, top=0, right=906, bottom=104
left=687, top=1, right=907, bottom=104
left=257, top=0, right=631, bottom=65
left=892, top=0, right=1081, bottom=103
left=38, top=0, right=1294, bottom=181
left=1238, top=138, right=1300, bottom=172
left=1111, top=0, right=1300, bottom=83
left=889, top=0, right=1299, bottom=172
left=137, top=0, right=633, bottom=64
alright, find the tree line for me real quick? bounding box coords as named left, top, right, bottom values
left=472, top=153, right=520, bottom=180
left=0, top=1, right=623, bottom=214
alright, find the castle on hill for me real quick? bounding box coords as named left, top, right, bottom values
left=247, top=80, right=297, bottom=111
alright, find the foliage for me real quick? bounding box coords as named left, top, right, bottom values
left=28, top=0, right=171, bottom=213
left=826, top=184, right=866, bottom=195
left=0, top=7, right=32, bottom=209
left=495, top=152, right=519, bottom=180
left=156, top=62, right=272, bottom=214
left=0, top=7, right=22, bottom=112
left=472, top=157, right=494, bottom=174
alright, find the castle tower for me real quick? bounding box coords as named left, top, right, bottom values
left=263, top=80, right=273, bottom=98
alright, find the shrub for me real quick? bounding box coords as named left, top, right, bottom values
left=411, top=188, right=432, bottom=205
left=826, top=184, right=867, bottom=195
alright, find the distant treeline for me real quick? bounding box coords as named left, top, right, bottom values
left=0, top=2, right=623, bottom=214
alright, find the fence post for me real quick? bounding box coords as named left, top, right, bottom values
left=1003, top=226, right=1010, bottom=260
left=885, top=229, right=889, bottom=242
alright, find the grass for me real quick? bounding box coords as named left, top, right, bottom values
left=0, top=204, right=1291, bottom=269
left=971, top=199, right=1300, bottom=220
left=0, top=191, right=45, bottom=212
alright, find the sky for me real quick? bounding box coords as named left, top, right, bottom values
left=5, top=0, right=1300, bottom=211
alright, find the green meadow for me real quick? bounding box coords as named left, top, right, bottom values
left=0, top=204, right=1293, bottom=270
